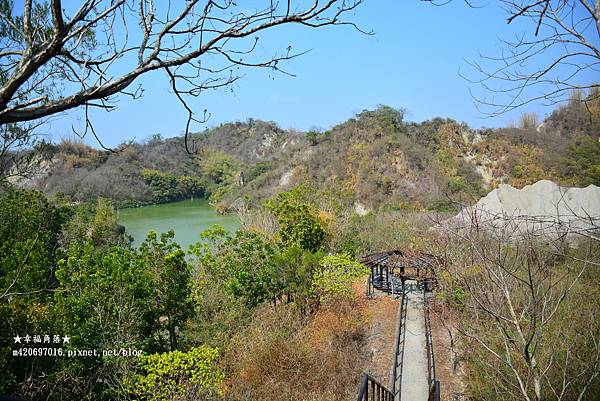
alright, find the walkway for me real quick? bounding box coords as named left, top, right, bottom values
left=399, top=281, right=429, bottom=401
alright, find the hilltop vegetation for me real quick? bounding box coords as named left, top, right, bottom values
left=16, top=120, right=304, bottom=208
left=19, top=88, right=600, bottom=212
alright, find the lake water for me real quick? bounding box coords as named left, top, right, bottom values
left=118, top=199, right=239, bottom=249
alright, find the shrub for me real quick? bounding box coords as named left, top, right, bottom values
left=131, top=346, right=224, bottom=401
left=0, top=189, right=65, bottom=394
left=266, top=186, right=327, bottom=252
left=142, top=169, right=180, bottom=202
left=138, top=231, right=192, bottom=351
left=564, top=135, right=600, bottom=186
left=193, top=228, right=277, bottom=307
left=311, top=253, right=369, bottom=300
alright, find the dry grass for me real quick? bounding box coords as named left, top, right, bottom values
left=57, top=138, right=100, bottom=169
left=362, top=291, right=399, bottom=388
left=223, top=288, right=369, bottom=401
left=518, top=112, right=539, bottom=129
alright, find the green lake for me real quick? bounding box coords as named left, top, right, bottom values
left=118, top=199, right=239, bottom=249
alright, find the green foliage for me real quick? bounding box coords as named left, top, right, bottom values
left=506, top=145, right=548, bottom=187
left=305, top=129, right=331, bottom=146
left=565, top=136, right=600, bottom=186
left=176, top=175, right=204, bottom=199
left=0, top=187, right=65, bottom=296
left=0, top=189, right=199, bottom=398
left=245, top=161, right=272, bottom=181
left=199, top=149, right=239, bottom=185
left=434, top=148, right=484, bottom=197
left=55, top=242, right=152, bottom=351
left=142, top=169, right=179, bottom=202
left=0, top=188, right=134, bottom=397
left=272, top=245, right=323, bottom=309
left=59, top=198, right=127, bottom=248
left=142, top=169, right=204, bottom=203
left=138, top=231, right=192, bottom=350
left=50, top=230, right=195, bottom=398
left=131, top=346, right=224, bottom=401
left=437, top=284, right=467, bottom=310
left=266, top=186, right=327, bottom=252
left=311, top=253, right=368, bottom=300
left=187, top=272, right=251, bottom=349
left=357, top=105, right=405, bottom=132
left=90, top=198, right=121, bottom=245
left=191, top=224, right=324, bottom=314
left=0, top=193, right=62, bottom=396
left=193, top=228, right=276, bottom=307
left=306, top=130, right=320, bottom=145
left=196, top=150, right=241, bottom=202
left=52, top=242, right=152, bottom=399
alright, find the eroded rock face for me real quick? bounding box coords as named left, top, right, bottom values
left=354, top=202, right=370, bottom=216
left=445, top=180, right=600, bottom=241
left=7, top=156, right=57, bottom=189
left=279, top=168, right=295, bottom=187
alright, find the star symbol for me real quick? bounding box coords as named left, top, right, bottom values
left=14, top=334, right=21, bottom=344
left=62, top=335, right=70, bottom=344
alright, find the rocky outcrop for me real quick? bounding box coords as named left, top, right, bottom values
left=446, top=180, right=600, bottom=241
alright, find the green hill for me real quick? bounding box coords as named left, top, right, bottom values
left=18, top=90, right=600, bottom=211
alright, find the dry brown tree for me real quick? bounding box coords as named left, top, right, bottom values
left=434, top=207, right=600, bottom=401
left=0, top=0, right=367, bottom=179
left=465, top=0, right=599, bottom=115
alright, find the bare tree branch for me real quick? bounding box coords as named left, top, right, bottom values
left=0, top=0, right=369, bottom=163
left=443, top=0, right=600, bottom=115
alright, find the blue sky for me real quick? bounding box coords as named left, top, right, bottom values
left=45, top=1, right=599, bottom=147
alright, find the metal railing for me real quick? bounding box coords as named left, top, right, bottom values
left=423, top=289, right=440, bottom=401
left=357, top=374, right=395, bottom=401
left=390, top=285, right=407, bottom=398
left=366, top=275, right=374, bottom=298
left=428, top=380, right=441, bottom=401
left=361, top=252, right=442, bottom=401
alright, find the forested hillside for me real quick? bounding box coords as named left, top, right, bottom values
left=20, top=88, right=600, bottom=212
left=14, top=120, right=305, bottom=207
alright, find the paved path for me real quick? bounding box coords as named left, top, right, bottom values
left=399, top=281, right=429, bottom=401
